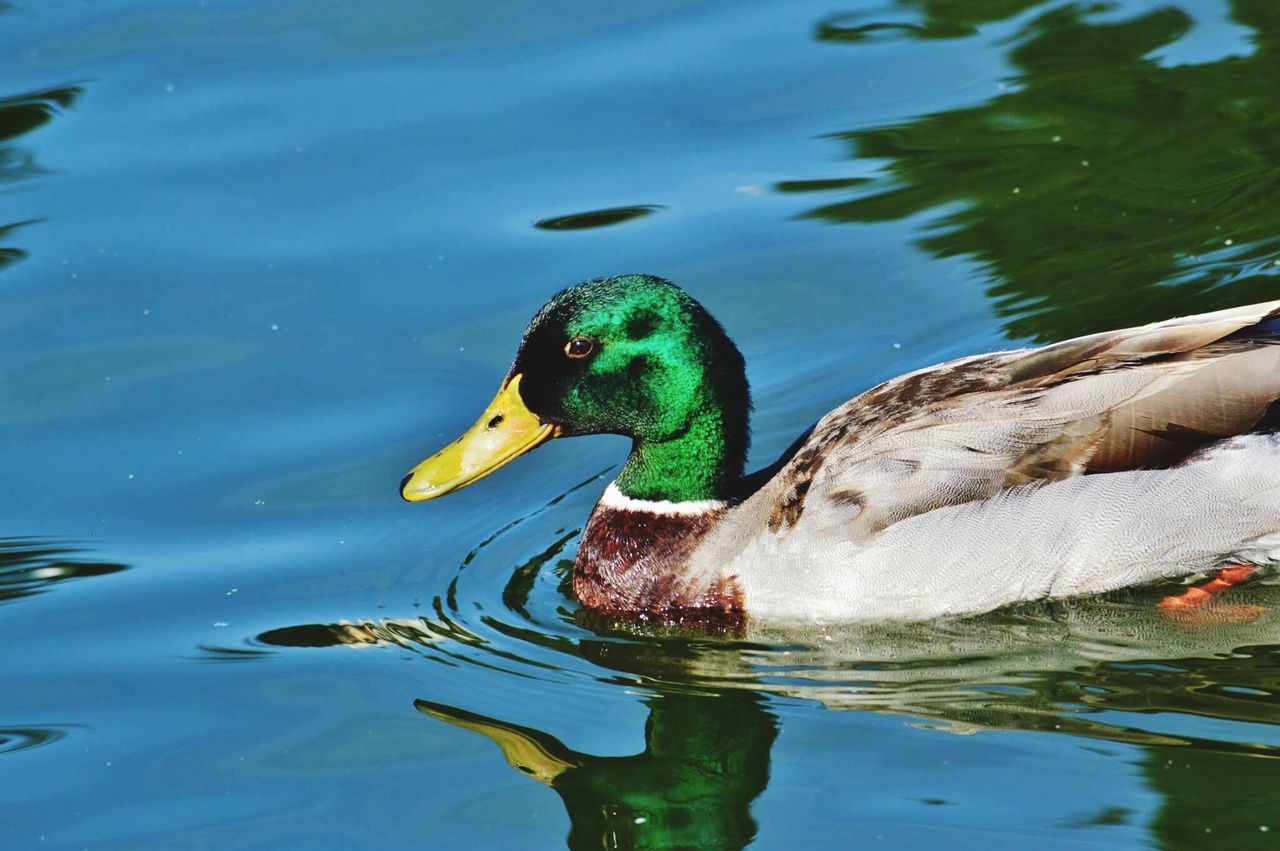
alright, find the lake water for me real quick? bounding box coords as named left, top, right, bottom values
left=5, top=1, right=1280, bottom=847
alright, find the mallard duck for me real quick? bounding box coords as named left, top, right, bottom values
left=401, top=275, right=1280, bottom=626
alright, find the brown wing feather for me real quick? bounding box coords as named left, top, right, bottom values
left=768, top=300, right=1280, bottom=533
left=1086, top=344, right=1280, bottom=471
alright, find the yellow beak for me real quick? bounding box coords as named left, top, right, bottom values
left=400, top=374, right=559, bottom=501
left=414, top=699, right=579, bottom=785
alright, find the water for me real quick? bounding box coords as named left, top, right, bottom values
left=4, top=0, right=1280, bottom=847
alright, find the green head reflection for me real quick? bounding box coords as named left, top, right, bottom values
left=416, top=690, right=777, bottom=851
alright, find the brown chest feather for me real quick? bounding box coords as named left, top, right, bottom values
left=573, top=506, right=745, bottom=629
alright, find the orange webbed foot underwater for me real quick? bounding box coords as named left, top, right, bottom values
left=1158, top=565, right=1264, bottom=624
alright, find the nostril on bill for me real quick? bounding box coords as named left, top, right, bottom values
left=487, top=414, right=504, bottom=430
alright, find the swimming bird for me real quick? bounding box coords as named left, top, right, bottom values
left=401, top=275, right=1280, bottom=626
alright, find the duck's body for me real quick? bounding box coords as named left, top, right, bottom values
left=583, top=436, right=1280, bottom=625
left=403, top=276, right=1280, bottom=626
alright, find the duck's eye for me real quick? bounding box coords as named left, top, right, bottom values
left=564, top=337, right=595, bottom=359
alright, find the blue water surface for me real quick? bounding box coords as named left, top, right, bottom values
left=4, top=0, right=1280, bottom=847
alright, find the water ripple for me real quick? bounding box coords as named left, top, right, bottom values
left=0, top=725, right=74, bottom=756
left=254, top=473, right=1280, bottom=755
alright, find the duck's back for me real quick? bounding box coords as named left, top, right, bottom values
left=705, top=300, right=1280, bottom=621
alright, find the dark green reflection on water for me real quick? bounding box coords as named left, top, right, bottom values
left=0, top=220, right=35, bottom=273
left=1, top=84, right=82, bottom=272
left=1145, top=745, right=1280, bottom=849
left=0, top=538, right=126, bottom=605
left=418, top=690, right=775, bottom=851
left=534, top=205, right=663, bottom=231
left=792, top=1, right=1280, bottom=341
left=0, top=84, right=81, bottom=181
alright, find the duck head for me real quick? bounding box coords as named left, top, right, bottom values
left=401, top=274, right=750, bottom=504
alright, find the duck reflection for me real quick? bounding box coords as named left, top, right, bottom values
left=0, top=537, right=126, bottom=605
left=259, top=579, right=1280, bottom=848
left=789, top=0, right=1280, bottom=341
left=418, top=689, right=775, bottom=851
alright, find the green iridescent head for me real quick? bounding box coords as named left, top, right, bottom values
left=401, top=275, right=751, bottom=504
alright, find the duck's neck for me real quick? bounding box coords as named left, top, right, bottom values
left=574, top=484, right=743, bottom=628
left=573, top=340, right=750, bottom=626
left=614, top=407, right=746, bottom=503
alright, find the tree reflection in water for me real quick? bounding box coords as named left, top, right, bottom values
left=788, top=0, right=1280, bottom=342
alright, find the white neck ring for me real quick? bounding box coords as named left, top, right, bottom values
left=598, top=482, right=727, bottom=516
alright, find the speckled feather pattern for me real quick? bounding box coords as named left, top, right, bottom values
left=729, top=433, right=1280, bottom=622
